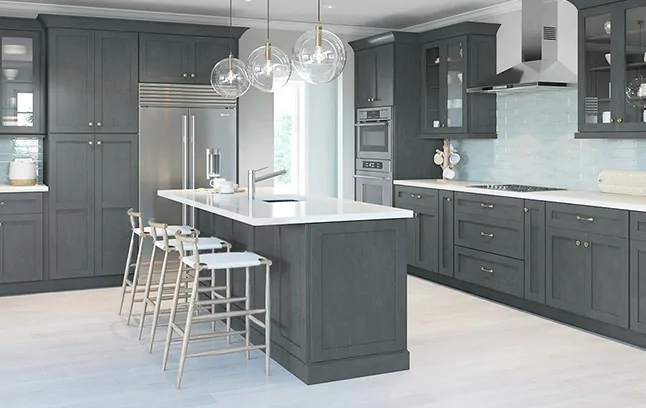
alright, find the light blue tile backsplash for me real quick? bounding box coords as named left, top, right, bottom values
left=0, top=137, right=43, bottom=183
left=454, top=89, right=646, bottom=191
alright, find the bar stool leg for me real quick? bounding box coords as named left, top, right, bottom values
left=138, top=245, right=158, bottom=339
left=177, top=272, right=200, bottom=389
left=127, top=235, right=145, bottom=326
left=245, top=266, right=251, bottom=360
left=226, top=266, right=231, bottom=344
left=148, top=250, right=170, bottom=353
left=211, top=264, right=216, bottom=332
left=265, top=263, right=271, bottom=376
left=163, top=262, right=185, bottom=372
left=118, top=231, right=136, bottom=315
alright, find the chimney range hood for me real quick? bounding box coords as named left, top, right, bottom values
left=467, top=0, right=577, bottom=94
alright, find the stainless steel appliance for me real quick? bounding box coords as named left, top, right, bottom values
left=354, top=158, right=392, bottom=206
left=469, top=184, right=565, bottom=193
left=139, top=83, right=237, bottom=228
left=355, top=107, right=393, bottom=160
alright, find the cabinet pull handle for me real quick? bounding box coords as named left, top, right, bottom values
left=413, top=212, right=418, bottom=217
left=0, top=222, right=2, bottom=227
left=446, top=197, right=452, bottom=202
left=190, top=73, right=196, bottom=78
left=576, top=240, right=581, bottom=247
left=617, top=118, right=624, bottom=123
left=480, top=266, right=494, bottom=274
left=524, top=207, right=529, bottom=213
left=97, top=141, right=102, bottom=146
left=576, top=216, right=594, bottom=222
left=88, top=121, right=93, bottom=127
left=609, top=118, right=615, bottom=123
left=480, top=203, right=494, bottom=208
left=88, top=141, right=93, bottom=146
left=480, top=232, right=494, bottom=238
left=183, top=73, right=188, bottom=78
left=96, top=122, right=102, bottom=127
left=0, top=201, right=4, bottom=206
left=411, top=194, right=422, bottom=199
left=584, top=242, right=589, bottom=248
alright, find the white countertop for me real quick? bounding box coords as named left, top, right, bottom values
left=0, top=183, right=48, bottom=193
left=394, top=179, right=646, bottom=212
left=158, top=188, right=413, bottom=226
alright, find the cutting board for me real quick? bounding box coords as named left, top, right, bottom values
left=597, top=170, right=646, bottom=196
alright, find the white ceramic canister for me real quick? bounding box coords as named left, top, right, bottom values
left=8, top=158, right=37, bottom=186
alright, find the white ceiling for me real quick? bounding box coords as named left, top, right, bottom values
left=10, top=0, right=516, bottom=30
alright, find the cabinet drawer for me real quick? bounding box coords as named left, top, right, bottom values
left=0, top=193, right=43, bottom=215
left=630, top=212, right=646, bottom=241
left=455, top=192, right=523, bottom=222
left=546, top=203, right=628, bottom=238
left=455, top=213, right=524, bottom=259
left=394, top=186, right=438, bottom=212
left=455, top=246, right=524, bottom=298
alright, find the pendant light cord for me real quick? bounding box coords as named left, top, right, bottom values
left=229, top=0, right=233, bottom=56
left=267, top=0, right=270, bottom=40
left=317, top=0, right=321, bottom=23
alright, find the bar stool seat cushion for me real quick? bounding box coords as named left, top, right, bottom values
left=157, top=236, right=229, bottom=252
left=134, top=225, right=194, bottom=237
left=182, top=251, right=265, bottom=270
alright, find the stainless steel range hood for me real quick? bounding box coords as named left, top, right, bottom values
left=467, top=0, right=577, bottom=93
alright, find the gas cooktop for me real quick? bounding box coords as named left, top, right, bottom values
left=469, top=184, right=565, bottom=193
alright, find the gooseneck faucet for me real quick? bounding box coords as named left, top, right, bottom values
left=247, top=167, right=287, bottom=199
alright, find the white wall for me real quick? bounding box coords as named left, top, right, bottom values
left=238, top=28, right=357, bottom=197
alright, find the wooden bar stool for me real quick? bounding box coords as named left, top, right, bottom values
left=138, top=220, right=233, bottom=353
left=118, top=208, right=193, bottom=325
left=162, top=233, right=273, bottom=389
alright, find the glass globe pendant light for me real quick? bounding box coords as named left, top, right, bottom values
left=292, top=0, right=346, bottom=84
left=246, top=0, right=292, bottom=92
left=211, top=0, right=251, bottom=98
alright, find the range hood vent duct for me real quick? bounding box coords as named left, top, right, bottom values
left=467, top=0, right=577, bottom=93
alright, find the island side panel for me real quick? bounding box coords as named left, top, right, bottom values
left=308, top=219, right=409, bottom=382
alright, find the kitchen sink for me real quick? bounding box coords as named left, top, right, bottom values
left=257, top=194, right=305, bottom=203
left=263, top=199, right=301, bottom=203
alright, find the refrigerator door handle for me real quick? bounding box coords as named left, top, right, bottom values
left=182, top=114, right=188, bottom=226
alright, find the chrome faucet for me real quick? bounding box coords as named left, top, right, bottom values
left=247, top=167, right=287, bottom=199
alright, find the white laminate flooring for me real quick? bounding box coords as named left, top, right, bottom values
left=2, top=277, right=646, bottom=408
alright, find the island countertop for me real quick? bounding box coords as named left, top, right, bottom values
left=158, top=188, right=413, bottom=226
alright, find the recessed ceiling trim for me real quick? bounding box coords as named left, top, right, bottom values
left=403, top=0, right=521, bottom=32
left=0, top=0, right=385, bottom=36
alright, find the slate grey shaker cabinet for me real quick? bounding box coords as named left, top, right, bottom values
left=523, top=201, right=546, bottom=303
left=48, top=28, right=138, bottom=134
left=47, top=133, right=137, bottom=280
left=569, top=0, right=646, bottom=138
left=354, top=44, right=395, bottom=108
left=139, top=33, right=230, bottom=84
left=419, top=23, right=499, bottom=139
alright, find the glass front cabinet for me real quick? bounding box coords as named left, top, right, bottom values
left=578, top=1, right=646, bottom=137
left=0, top=24, right=44, bottom=135
left=420, top=23, right=499, bottom=139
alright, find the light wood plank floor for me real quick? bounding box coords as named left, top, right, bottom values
left=1, top=276, right=646, bottom=407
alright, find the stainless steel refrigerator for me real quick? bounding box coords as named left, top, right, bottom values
left=138, top=83, right=237, bottom=228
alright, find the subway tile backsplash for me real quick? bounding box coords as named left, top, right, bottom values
left=454, top=89, right=646, bottom=190
left=0, top=137, right=43, bottom=183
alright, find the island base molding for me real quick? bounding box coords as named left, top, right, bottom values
left=0, top=275, right=122, bottom=297
left=409, top=266, right=646, bottom=350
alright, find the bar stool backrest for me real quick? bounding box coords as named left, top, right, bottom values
left=174, top=232, right=201, bottom=270
left=148, top=219, right=170, bottom=249
left=127, top=208, right=144, bottom=233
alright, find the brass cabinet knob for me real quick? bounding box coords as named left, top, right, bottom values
left=617, top=118, right=624, bottom=123
left=575, top=240, right=581, bottom=247
left=190, top=73, right=196, bottom=78
left=609, top=118, right=615, bottom=123
left=584, top=242, right=590, bottom=248
left=183, top=73, right=188, bottom=78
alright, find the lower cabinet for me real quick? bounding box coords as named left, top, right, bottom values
left=48, top=133, right=137, bottom=280
left=524, top=201, right=546, bottom=303
left=0, top=213, right=43, bottom=283
left=412, top=209, right=439, bottom=272
left=546, top=227, right=629, bottom=327
left=630, top=240, right=646, bottom=334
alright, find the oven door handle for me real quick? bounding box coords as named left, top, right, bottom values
left=353, top=174, right=391, bottom=181
left=354, top=122, right=390, bottom=127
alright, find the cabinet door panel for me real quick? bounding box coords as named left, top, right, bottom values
left=95, top=31, right=138, bottom=133
left=374, top=44, right=394, bottom=106
left=630, top=240, right=646, bottom=334
left=0, top=214, right=43, bottom=283
left=48, top=29, right=94, bottom=133
left=94, top=134, right=137, bottom=276
left=546, top=227, right=586, bottom=315
left=355, top=49, right=376, bottom=108
left=585, top=233, right=629, bottom=328
left=443, top=36, right=466, bottom=133
left=524, top=201, right=546, bottom=303
left=417, top=211, right=439, bottom=273
left=438, top=191, right=454, bottom=276
left=422, top=41, right=445, bottom=134
left=48, top=134, right=95, bottom=279
left=139, top=33, right=190, bottom=83
left=192, top=37, right=229, bottom=84
left=617, top=5, right=646, bottom=131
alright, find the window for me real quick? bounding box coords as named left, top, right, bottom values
left=274, top=81, right=305, bottom=192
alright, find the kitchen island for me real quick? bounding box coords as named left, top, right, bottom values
left=158, top=188, right=413, bottom=385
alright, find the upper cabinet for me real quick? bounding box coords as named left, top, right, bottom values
left=0, top=20, right=45, bottom=135
left=354, top=44, right=394, bottom=108
left=48, top=28, right=138, bottom=134
left=419, top=23, right=499, bottom=139
left=139, top=33, right=230, bottom=84
left=572, top=0, right=646, bottom=138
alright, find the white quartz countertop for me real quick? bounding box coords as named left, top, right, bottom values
left=158, top=188, right=413, bottom=226
left=394, top=179, right=646, bottom=212
left=0, top=183, right=48, bottom=193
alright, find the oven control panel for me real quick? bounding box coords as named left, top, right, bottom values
left=356, top=159, right=391, bottom=174
left=361, top=160, right=384, bottom=170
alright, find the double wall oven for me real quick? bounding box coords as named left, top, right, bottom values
left=354, top=107, right=394, bottom=206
